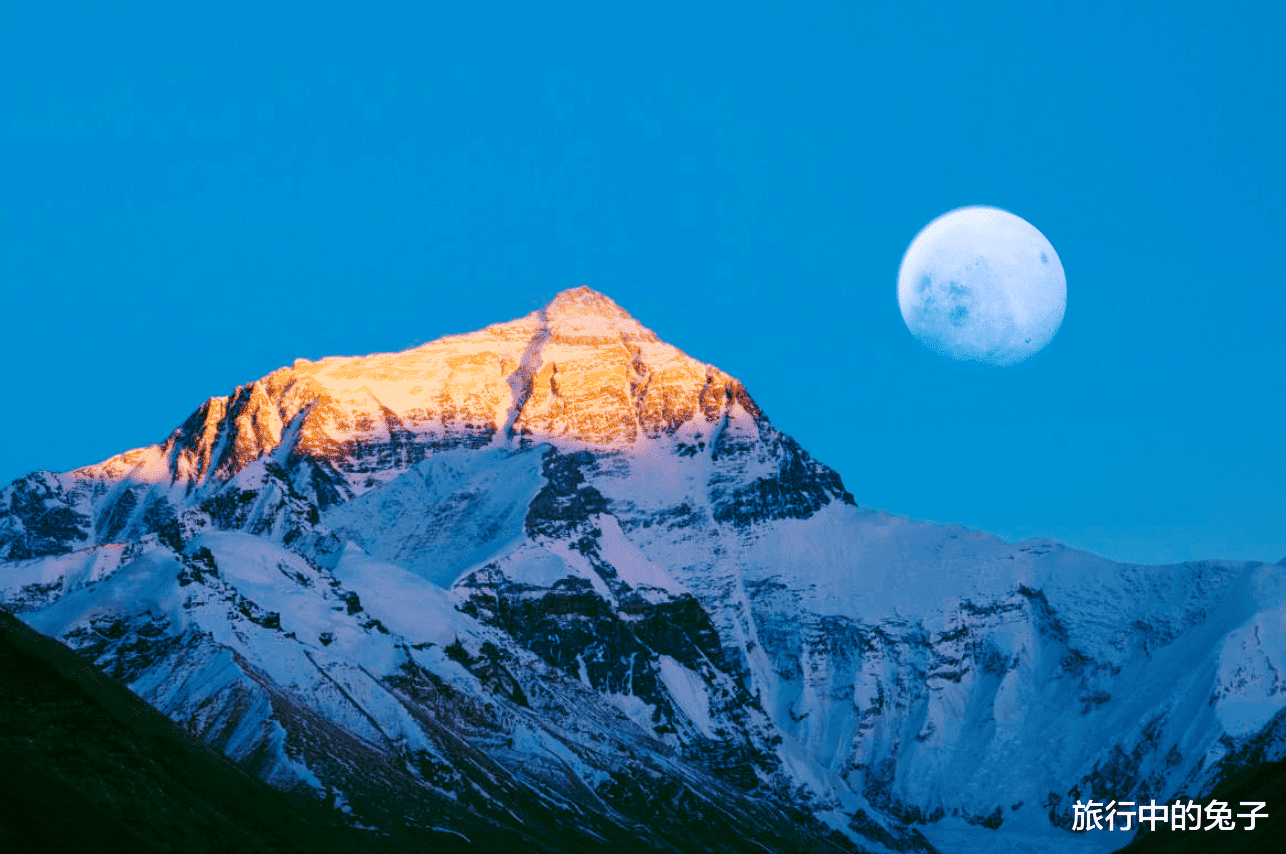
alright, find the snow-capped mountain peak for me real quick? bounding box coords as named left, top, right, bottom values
left=535, top=285, right=661, bottom=344
left=1, top=287, right=1281, bottom=853
left=71, top=286, right=764, bottom=500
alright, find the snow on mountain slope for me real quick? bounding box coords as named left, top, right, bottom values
left=526, top=445, right=1284, bottom=839
left=1, top=286, right=1282, bottom=853
left=323, top=447, right=546, bottom=587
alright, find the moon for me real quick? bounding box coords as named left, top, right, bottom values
left=897, top=206, right=1066, bottom=366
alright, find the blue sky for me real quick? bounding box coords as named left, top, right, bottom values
left=2, top=3, right=1282, bottom=564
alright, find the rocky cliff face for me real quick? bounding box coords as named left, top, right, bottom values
left=1, top=287, right=1281, bottom=853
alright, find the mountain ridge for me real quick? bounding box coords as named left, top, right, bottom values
left=79, top=287, right=762, bottom=483
left=0, top=608, right=477, bottom=854
left=1, top=287, right=1281, bottom=853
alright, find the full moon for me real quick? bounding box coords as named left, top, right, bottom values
left=897, top=206, right=1066, bottom=366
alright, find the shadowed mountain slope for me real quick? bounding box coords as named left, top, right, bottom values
left=0, top=609, right=496, bottom=854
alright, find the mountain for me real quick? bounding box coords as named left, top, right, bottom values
left=0, top=608, right=480, bottom=854
left=1, top=286, right=1282, bottom=853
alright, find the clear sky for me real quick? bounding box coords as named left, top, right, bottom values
left=2, top=3, right=1282, bottom=565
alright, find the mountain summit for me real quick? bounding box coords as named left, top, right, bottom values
left=1, top=288, right=1282, bottom=852
left=538, top=285, right=660, bottom=342
left=64, top=286, right=777, bottom=504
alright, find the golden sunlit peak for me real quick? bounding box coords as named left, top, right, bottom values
left=544, top=286, right=631, bottom=319
left=539, top=286, right=657, bottom=344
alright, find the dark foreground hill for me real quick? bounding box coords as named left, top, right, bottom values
left=1112, top=756, right=1283, bottom=854
left=0, top=609, right=478, bottom=854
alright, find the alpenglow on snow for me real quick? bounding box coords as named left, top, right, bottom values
left=1, top=287, right=1282, bottom=853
